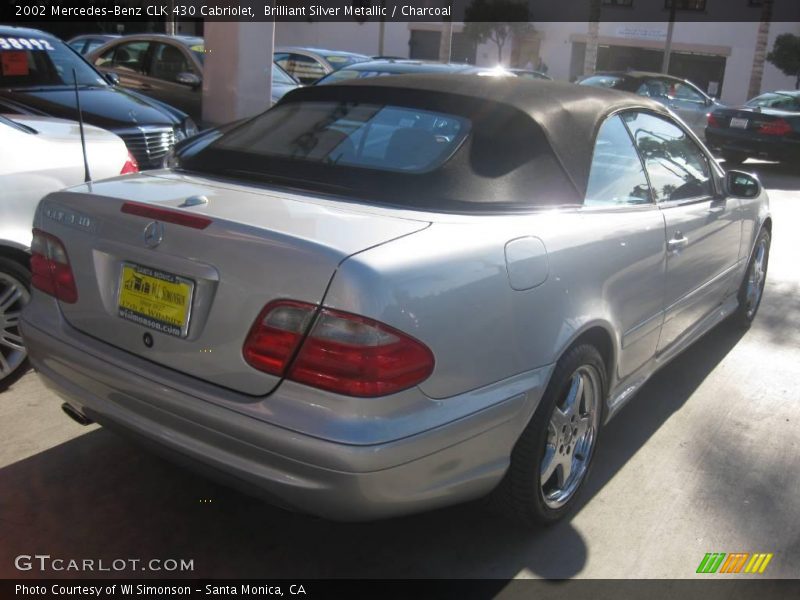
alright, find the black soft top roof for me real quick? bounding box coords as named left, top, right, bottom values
left=279, top=75, right=669, bottom=203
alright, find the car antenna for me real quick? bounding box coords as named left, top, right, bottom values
left=72, top=68, right=92, bottom=184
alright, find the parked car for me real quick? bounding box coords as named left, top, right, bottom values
left=0, top=26, right=196, bottom=169
left=21, top=76, right=770, bottom=524
left=315, top=59, right=514, bottom=84
left=705, top=90, right=800, bottom=165
left=578, top=71, right=722, bottom=139
left=275, top=46, right=370, bottom=84
left=510, top=68, right=552, bottom=80
left=67, top=34, right=120, bottom=56
left=0, top=113, right=136, bottom=389
left=88, top=34, right=300, bottom=123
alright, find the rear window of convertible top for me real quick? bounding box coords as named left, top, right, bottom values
left=210, top=101, right=470, bottom=174
left=179, top=96, right=576, bottom=212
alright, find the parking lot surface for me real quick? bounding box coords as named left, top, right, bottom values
left=1, top=163, right=798, bottom=580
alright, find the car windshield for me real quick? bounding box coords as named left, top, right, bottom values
left=580, top=75, right=625, bottom=89
left=210, top=101, right=469, bottom=173
left=272, top=64, right=296, bottom=85
left=0, top=35, right=107, bottom=88
left=317, top=69, right=394, bottom=84
left=324, top=54, right=369, bottom=70
left=746, top=92, right=800, bottom=111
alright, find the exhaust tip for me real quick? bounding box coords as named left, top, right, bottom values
left=61, top=403, right=93, bottom=426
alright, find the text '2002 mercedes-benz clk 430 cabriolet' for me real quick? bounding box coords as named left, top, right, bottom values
left=21, top=76, right=770, bottom=524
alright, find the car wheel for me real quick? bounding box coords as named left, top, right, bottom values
left=490, top=343, right=606, bottom=525
left=732, top=228, right=770, bottom=328
left=0, top=257, right=31, bottom=391
left=721, top=151, right=747, bottom=167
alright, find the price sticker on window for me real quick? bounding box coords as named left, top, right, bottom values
left=1, top=51, right=29, bottom=76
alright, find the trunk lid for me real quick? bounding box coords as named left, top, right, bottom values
left=711, top=106, right=800, bottom=137
left=39, top=171, right=429, bottom=396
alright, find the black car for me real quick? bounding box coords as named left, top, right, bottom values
left=705, top=91, right=800, bottom=165
left=0, top=26, right=197, bottom=168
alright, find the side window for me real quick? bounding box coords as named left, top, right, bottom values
left=84, top=40, right=108, bottom=56
left=585, top=115, right=652, bottom=207
left=636, top=79, right=668, bottom=99
left=104, top=41, right=150, bottom=74
left=278, top=53, right=326, bottom=85
left=149, top=43, right=191, bottom=82
left=94, top=46, right=116, bottom=68
left=671, top=82, right=705, bottom=104
left=625, top=112, right=712, bottom=202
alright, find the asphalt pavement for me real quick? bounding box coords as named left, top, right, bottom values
left=1, top=162, right=798, bottom=580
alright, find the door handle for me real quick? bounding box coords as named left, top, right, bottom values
left=709, top=200, right=726, bottom=214
left=668, top=234, right=689, bottom=253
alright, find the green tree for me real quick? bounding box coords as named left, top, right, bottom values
left=464, top=0, right=532, bottom=64
left=766, top=33, right=800, bottom=89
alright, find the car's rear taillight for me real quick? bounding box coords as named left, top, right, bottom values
left=243, top=300, right=435, bottom=397
left=707, top=113, right=721, bottom=128
left=30, top=229, right=78, bottom=303
left=243, top=301, right=316, bottom=376
left=758, top=118, right=792, bottom=136
left=120, top=151, right=139, bottom=174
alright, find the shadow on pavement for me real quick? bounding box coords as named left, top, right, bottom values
left=0, top=322, right=747, bottom=581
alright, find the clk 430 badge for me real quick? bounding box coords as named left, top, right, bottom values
left=44, top=205, right=96, bottom=232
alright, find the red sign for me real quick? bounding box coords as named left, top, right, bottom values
left=1, top=51, right=29, bottom=76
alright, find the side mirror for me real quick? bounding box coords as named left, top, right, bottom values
left=105, top=72, right=120, bottom=86
left=725, top=170, right=761, bottom=199
left=176, top=71, right=202, bottom=88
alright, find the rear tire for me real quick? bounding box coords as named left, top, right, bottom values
left=0, top=256, right=31, bottom=392
left=731, top=228, right=770, bottom=329
left=489, top=344, right=606, bottom=526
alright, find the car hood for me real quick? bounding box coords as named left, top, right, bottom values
left=6, top=114, right=123, bottom=143
left=0, top=86, right=181, bottom=130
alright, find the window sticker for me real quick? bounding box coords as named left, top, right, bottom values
left=0, top=37, right=55, bottom=51
left=1, top=51, right=29, bottom=76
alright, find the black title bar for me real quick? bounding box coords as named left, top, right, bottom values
left=2, top=0, right=799, bottom=23
left=4, top=579, right=800, bottom=600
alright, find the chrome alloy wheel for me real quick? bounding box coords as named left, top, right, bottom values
left=745, top=237, right=768, bottom=320
left=540, top=364, right=602, bottom=509
left=0, top=271, right=30, bottom=383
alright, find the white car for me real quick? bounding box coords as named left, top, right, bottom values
left=1, top=114, right=136, bottom=389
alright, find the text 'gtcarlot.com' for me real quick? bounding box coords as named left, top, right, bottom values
left=14, top=554, right=194, bottom=572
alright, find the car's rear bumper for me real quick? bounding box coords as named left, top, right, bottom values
left=21, top=305, right=547, bottom=521
left=706, top=128, right=800, bottom=161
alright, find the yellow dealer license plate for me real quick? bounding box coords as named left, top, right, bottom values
left=118, top=263, right=194, bottom=338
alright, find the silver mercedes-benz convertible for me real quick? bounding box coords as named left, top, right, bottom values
left=21, top=76, right=771, bottom=524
